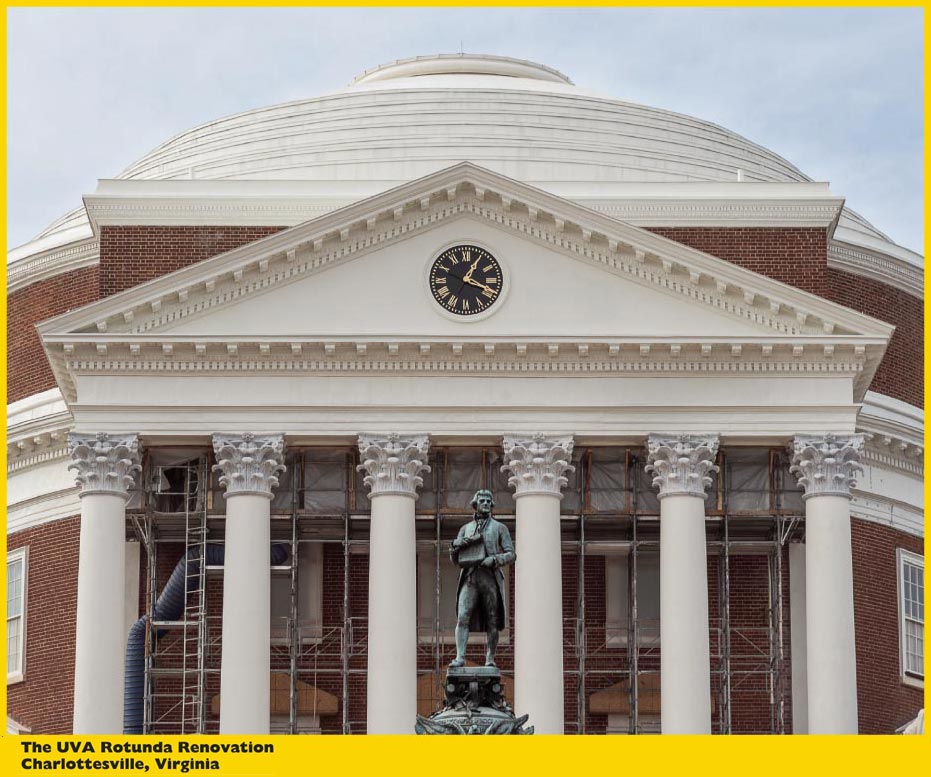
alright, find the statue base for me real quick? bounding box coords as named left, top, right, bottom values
left=415, top=666, right=534, bottom=735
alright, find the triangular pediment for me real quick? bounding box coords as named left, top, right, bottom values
left=39, top=163, right=892, bottom=402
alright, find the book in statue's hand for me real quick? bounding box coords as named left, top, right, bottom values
left=456, top=537, right=487, bottom=568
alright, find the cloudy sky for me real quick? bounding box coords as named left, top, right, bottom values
left=7, top=6, right=924, bottom=253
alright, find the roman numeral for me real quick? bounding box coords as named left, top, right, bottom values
left=485, top=277, right=497, bottom=285
left=448, top=295, right=458, bottom=308
left=435, top=277, right=447, bottom=286
left=461, top=249, right=471, bottom=263
left=437, top=286, right=450, bottom=298
left=482, top=288, right=494, bottom=298
left=462, top=299, right=470, bottom=311
left=483, top=264, right=493, bottom=272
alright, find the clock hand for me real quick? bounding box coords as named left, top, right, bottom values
left=462, top=257, right=481, bottom=284
left=463, top=277, right=495, bottom=294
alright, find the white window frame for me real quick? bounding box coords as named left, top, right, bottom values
left=7, top=547, right=28, bottom=684
left=897, top=548, right=924, bottom=688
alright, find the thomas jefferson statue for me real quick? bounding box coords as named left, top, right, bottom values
left=449, top=489, right=516, bottom=667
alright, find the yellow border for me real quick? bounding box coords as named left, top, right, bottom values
left=2, top=3, right=928, bottom=775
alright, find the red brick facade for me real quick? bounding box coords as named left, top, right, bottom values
left=98, top=225, right=284, bottom=298
left=648, top=227, right=922, bottom=407
left=7, top=516, right=81, bottom=734
left=851, top=518, right=924, bottom=733
left=7, top=265, right=99, bottom=403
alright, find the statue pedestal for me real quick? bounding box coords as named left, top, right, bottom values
left=415, top=666, right=534, bottom=735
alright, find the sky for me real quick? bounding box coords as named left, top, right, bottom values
left=6, top=6, right=924, bottom=253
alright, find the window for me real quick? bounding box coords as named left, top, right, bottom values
left=270, top=542, right=323, bottom=644
left=605, top=551, right=660, bottom=646
left=898, top=549, right=924, bottom=683
left=7, top=548, right=27, bottom=683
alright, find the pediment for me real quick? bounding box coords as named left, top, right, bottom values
left=39, top=163, right=892, bottom=402
left=152, top=215, right=766, bottom=340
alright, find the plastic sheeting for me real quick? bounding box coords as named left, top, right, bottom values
left=725, top=448, right=771, bottom=512
left=586, top=448, right=628, bottom=512
left=302, top=449, right=349, bottom=513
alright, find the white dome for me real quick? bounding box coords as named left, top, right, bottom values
left=12, top=54, right=920, bottom=276
left=117, top=54, right=809, bottom=186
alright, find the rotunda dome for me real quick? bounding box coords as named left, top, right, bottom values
left=10, top=54, right=919, bottom=272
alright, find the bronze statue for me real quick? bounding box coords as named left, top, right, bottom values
left=449, top=489, right=515, bottom=668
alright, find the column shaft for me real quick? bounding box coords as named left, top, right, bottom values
left=788, top=542, right=808, bottom=734
left=357, top=433, right=429, bottom=734
left=73, top=493, right=128, bottom=733
left=220, top=494, right=272, bottom=734
left=658, top=494, right=711, bottom=734
left=213, top=432, right=285, bottom=735
left=646, top=433, right=717, bottom=735
left=366, top=494, right=418, bottom=733
left=804, top=495, right=858, bottom=733
left=68, top=432, right=140, bottom=735
left=514, top=493, right=564, bottom=734
left=790, top=433, right=863, bottom=734
left=502, top=434, right=574, bottom=735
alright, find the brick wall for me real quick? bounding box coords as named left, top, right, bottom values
left=98, top=225, right=284, bottom=298
left=7, top=266, right=99, bottom=403
left=7, top=516, right=81, bottom=734
left=649, top=227, right=828, bottom=294
left=851, top=518, right=924, bottom=733
left=825, top=269, right=923, bottom=406
left=648, top=227, right=922, bottom=406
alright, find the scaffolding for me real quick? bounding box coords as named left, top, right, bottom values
left=128, top=443, right=803, bottom=735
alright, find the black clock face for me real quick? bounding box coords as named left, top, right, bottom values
left=429, top=244, right=504, bottom=316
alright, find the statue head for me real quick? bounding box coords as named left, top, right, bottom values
left=471, top=489, right=494, bottom=516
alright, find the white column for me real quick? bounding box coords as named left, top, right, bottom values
left=357, top=433, right=430, bottom=734
left=646, top=434, right=718, bottom=734
left=68, top=432, right=141, bottom=734
left=502, top=434, right=574, bottom=735
left=213, top=433, right=286, bottom=734
left=790, top=434, right=863, bottom=734
left=788, top=542, right=808, bottom=734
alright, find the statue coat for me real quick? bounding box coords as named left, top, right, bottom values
left=450, top=516, right=515, bottom=632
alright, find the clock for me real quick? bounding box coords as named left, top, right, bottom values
left=428, top=244, right=504, bottom=317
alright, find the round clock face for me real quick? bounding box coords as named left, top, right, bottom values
left=428, top=244, right=504, bottom=316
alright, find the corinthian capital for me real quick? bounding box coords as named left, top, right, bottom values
left=501, top=434, right=575, bottom=498
left=790, top=434, right=864, bottom=500
left=68, top=432, right=141, bottom=500
left=212, top=433, right=286, bottom=498
left=646, top=434, right=719, bottom=499
left=357, top=433, right=430, bottom=498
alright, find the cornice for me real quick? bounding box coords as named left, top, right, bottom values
left=586, top=198, right=844, bottom=228
left=7, top=238, right=99, bottom=294
left=38, top=164, right=893, bottom=405
left=828, top=240, right=923, bottom=299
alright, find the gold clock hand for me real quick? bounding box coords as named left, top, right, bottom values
left=464, top=277, right=495, bottom=294
left=462, top=257, right=480, bottom=284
